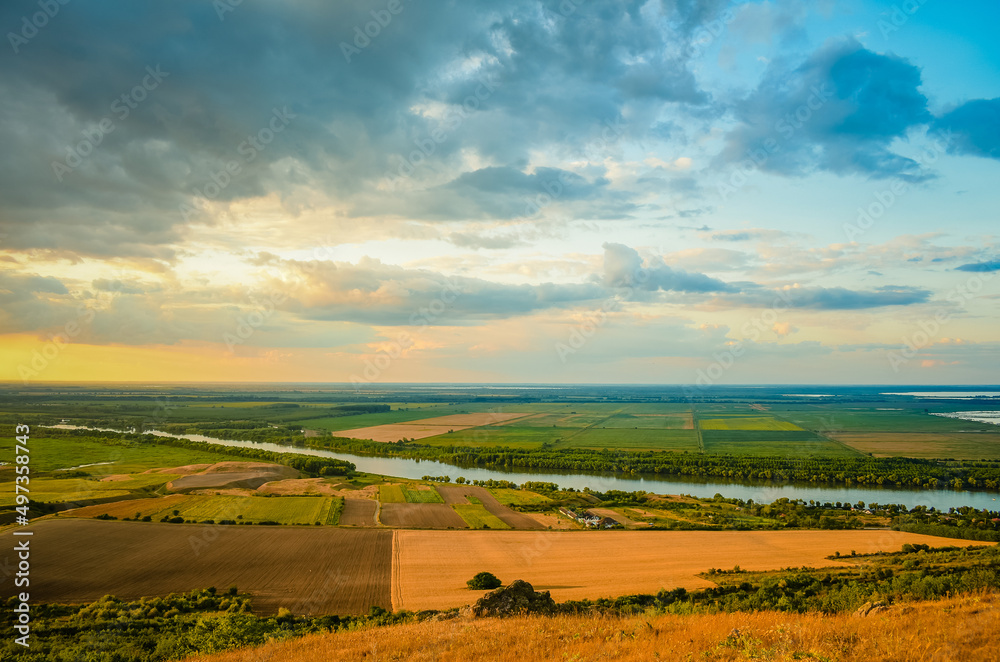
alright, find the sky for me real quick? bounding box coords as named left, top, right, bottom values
left=0, top=0, right=998, bottom=385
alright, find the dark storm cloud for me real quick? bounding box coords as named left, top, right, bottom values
left=718, top=38, right=933, bottom=181
left=0, top=0, right=730, bottom=257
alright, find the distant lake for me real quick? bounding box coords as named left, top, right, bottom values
left=50, top=425, right=1000, bottom=512
left=932, top=411, right=1000, bottom=426
left=883, top=391, right=1000, bottom=399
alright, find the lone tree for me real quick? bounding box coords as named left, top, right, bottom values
left=467, top=571, right=502, bottom=590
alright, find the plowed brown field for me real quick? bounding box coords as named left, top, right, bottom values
left=340, top=498, right=377, bottom=526
left=390, top=529, right=991, bottom=611
left=8, top=520, right=391, bottom=615
left=379, top=503, right=468, bottom=528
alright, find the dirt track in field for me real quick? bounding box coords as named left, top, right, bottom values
left=379, top=503, right=468, bottom=528
left=390, top=529, right=992, bottom=611
left=436, top=485, right=544, bottom=530
left=340, top=498, right=377, bottom=526
left=6, top=519, right=391, bottom=615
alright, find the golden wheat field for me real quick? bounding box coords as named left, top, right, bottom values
left=390, top=529, right=987, bottom=611
left=187, top=591, right=1000, bottom=662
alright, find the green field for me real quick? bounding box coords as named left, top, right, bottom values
left=555, top=428, right=699, bottom=451
left=403, top=487, right=444, bottom=503
left=420, top=426, right=556, bottom=449
left=326, top=497, right=344, bottom=525
left=488, top=488, right=551, bottom=506
left=0, top=481, right=131, bottom=506
left=0, top=433, right=239, bottom=474
left=698, top=417, right=803, bottom=431
left=378, top=485, right=407, bottom=503
left=700, top=431, right=859, bottom=458
left=600, top=413, right=692, bottom=429
left=451, top=504, right=510, bottom=529
left=157, top=495, right=333, bottom=524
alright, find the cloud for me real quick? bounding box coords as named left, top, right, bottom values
left=747, top=285, right=932, bottom=310
left=602, top=242, right=737, bottom=293
left=718, top=38, right=933, bottom=180
left=932, top=98, right=1000, bottom=160
left=956, top=259, right=1000, bottom=272
left=772, top=322, right=797, bottom=337
left=703, top=228, right=789, bottom=242
left=269, top=256, right=608, bottom=326
left=447, top=232, right=525, bottom=250
left=0, top=0, right=738, bottom=257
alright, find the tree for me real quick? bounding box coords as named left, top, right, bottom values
left=467, top=571, right=503, bottom=590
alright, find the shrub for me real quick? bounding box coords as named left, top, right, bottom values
left=467, top=571, right=503, bottom=590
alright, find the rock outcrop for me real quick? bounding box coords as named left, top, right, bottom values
left=472, top=580, right=556, bottom=618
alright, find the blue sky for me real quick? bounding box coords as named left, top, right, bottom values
left=0, top=0, right=998, bottom=384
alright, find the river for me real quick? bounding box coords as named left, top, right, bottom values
left=50, top=426, right=1000, bottom=511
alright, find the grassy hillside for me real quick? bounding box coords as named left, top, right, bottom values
left=188, top=592, right=1000, bottom=662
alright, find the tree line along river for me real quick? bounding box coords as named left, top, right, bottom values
left=50, top=425, right=1000, bottom=512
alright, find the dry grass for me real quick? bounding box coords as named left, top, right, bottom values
left=187, top=591, right=1000, bottom=662
left=392, top=530, right=989, bottom=611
